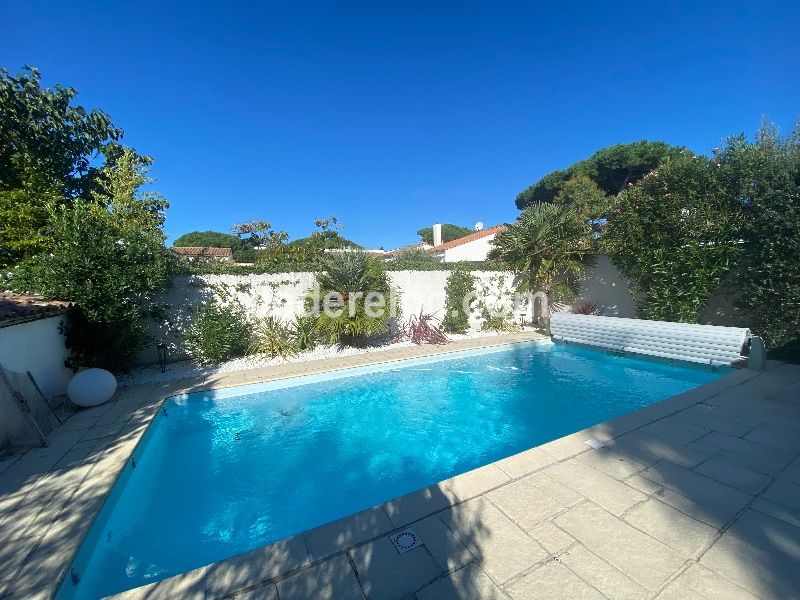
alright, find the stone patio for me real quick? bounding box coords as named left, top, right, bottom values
left=1, top=332, right=799, bottom=599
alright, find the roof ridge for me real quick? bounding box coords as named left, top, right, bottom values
left=429, top=224, right=506, bottom=252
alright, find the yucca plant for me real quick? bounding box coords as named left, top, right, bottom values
left=311, top=252, right=398, bottom=345
left=290, top=315, right=320, bottom=351
left=249, top=316, right=296, bottom=359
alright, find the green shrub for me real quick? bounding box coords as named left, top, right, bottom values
left=768, top=339, right=800, bottom=365
left=249, top=316, right=296, bottom=359
left=442, top=266, right=476, bottom=333
left=480, top=307, right=521, bottom=333
left=290, top=315, right=320, bottom=351
left=311, top=252, right=398, bottom=345
left=388, top=247, right=440, bottom=269
left=9, top=150, right=173, bottom=372
left=604, top=152, right=744, bottom=322
left=729, top=124, right=800, bottom=348
left=177, top=259, right=508, bottom=276
left=184, top=299, right=252, bottom=364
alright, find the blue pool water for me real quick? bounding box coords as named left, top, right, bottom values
left=59, top=341, right=724, bottom=599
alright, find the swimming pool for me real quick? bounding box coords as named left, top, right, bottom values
left=59, top=340, right=724, bottom=599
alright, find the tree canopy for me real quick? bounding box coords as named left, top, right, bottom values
left=10, top=148, right=173, bottom=371
left=515, top=141, right=685, bottom=210
left=0, top=67, right=137, bottom=266
left=173, top=230, right=242, bottom=249
left=417, top=224, right=473, bottom=245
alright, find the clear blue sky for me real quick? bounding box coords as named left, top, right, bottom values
left=3, top=1, right=798, bottom=248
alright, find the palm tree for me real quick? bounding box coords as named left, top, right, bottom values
left=312, top=251, right=397, bottom=344
left=489, top=202, right=595, bottom=301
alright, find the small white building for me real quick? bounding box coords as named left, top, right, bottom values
left=429, top=224, right=507, bottom=263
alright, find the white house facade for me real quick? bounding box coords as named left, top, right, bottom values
left=429, top=225, right=506, bottom=262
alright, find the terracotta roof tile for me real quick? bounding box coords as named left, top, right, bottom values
left=172, top=246, right=233, bottom=258
left=429, top=225, right=507, bottom=252
left=0, top=293, right=72, bottom=327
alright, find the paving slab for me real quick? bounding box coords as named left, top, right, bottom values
left=744, top=423, right=800, bottom=452
left=439, top=496, right=548, bottom=584
left=608, top=430, right=710, bottom=469
left=416, top=563, right=507, bottom=600
left=687, top=431, right=794, bottom=473
left=412, top=514, right=474, bottom=572
left=623, top=498, right=717, bottom=557
left=671, top=563, right=759, bottom=600
left=228, top=583, right=278, bottom=600
left=349, top=536, right=442, bottom=600
left=383, top=484, right=456, bottom=528
left=557, top=544, right=647, bottom=600
left=750, top=496, right=800, bottom=528
left=701, top=532, right=800, bottom=599
left=545, top=460, right=646, bottom=516
left=554, top=503, right=685, bottom=590
left=760, top=479, right=800, bottom=513
left=495, top=447, right=556, bottom=479
left=639, top=461, right=753, bottom=523
left=640, top=417, right=710, bottom=445
left=694, top=455, right=772, bottom=495
left=505, top=560, right=605, bottom=600
left=575, top=447, right=650, bottom=480
left=442, top=464, right=510, bottom=501
left=306, top=506, right=394, bottom=560
left=276, top=554, right=364, bottom=600
left=726, top=508, right=800, bottom=556
left=526, top=520, right=576, bottom=555
left=485, top=473, right=571, bottom=531
left=670, top=404, right=754, bottom=437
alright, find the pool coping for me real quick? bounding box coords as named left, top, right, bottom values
left=0, top=330, right=768, bottom=599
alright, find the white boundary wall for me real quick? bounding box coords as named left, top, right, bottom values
left=140, top=271, right=521, bottom=364
left=139, top=259, right=748, bottom=365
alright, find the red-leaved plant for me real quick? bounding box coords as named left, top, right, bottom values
left=393, top=309, right=449, bottom=345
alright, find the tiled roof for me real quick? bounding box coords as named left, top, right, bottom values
left=172, top=246, right=233, bottom=258
left=429, top=225, right=507, bottom=252
left=0, top=293, right=72, bottom=328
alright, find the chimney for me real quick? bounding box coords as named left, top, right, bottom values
left=432, top=223, right=443, bottom=247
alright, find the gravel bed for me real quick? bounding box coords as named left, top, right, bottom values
left=118, top=330, right=519, bottom=387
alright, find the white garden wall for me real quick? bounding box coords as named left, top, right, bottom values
left=0, top=316, right=73, bottom=448
left=139, top=259, right=747, bottom=365
left=139, top=270, right=523, bottom=364
left=573, top=255, right=638, bottom=318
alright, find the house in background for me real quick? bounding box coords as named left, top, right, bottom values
left=428, top=223, right=507, bottom=262
left=172, top=246, right=234, bottom=262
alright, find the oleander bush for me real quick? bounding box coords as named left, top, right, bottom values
left=184, top=298, right=252, bottom=364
